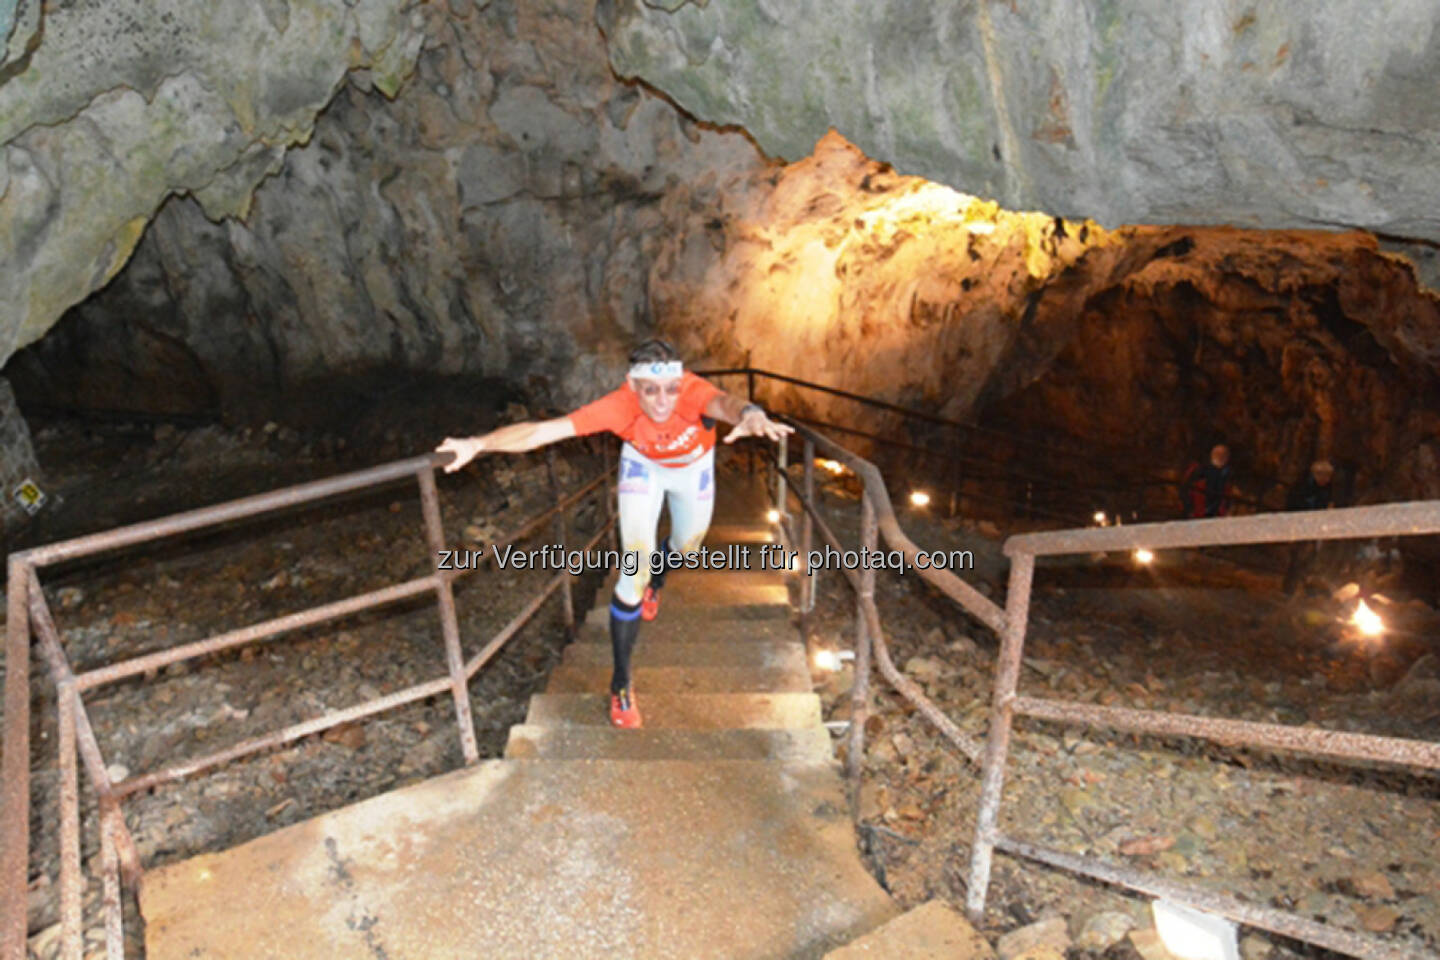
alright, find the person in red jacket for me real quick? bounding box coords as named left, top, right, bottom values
left=1179, top=443, right=1233, bottom=519
left=437, top=340, right=792, bottom=728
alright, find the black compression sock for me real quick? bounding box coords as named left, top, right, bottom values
left=650, top=537, right=676, bottom=591
left=609, top=596, right=642, bottom=693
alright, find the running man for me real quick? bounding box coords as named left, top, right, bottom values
left=436, top=340, right=793, bottom=728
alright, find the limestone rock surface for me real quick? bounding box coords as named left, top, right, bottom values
left=0, top=0, right=429, bottom=367
left=8, top=0, right=763, bottom=423
left=597, top=0, right=1440, bottom=243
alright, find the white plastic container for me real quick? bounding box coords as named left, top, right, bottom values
left=1151, top=899, right=1240, bottom=960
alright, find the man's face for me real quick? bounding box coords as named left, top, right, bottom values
left=630, top=375, right=683, bottom=423
left=1210, top=445, right=1230, bottom=468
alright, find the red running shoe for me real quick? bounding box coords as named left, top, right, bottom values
left=640, top=585, right=660, bottom=622
left=609, top=687, right=642, bottom=729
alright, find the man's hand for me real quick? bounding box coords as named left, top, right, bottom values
left=436, top=436, right=485, bottom=473
left=723, top=408, right=794, bottom=444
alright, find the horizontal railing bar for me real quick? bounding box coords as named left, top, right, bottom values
left=17, top=455, right=442, bottom=567
left=782, top=420, right=1008, bottom=635
left=463, top=520, right=611, bottom=679
left=112, top=481, right=611, bottom=797
left=75, top=576, right=439, bottom=691
left=995, top=836, right=1413, bottom=960
left=1014, top=695, right=1440, bottom=772
left=700, top=367, right=976, bottom=432
left=1006, top=500, right=1440, bottom=557
left=113, top=675, right=455, bottom=797
left=62, top=470, right=607, bottom=692
left=769, top=446, right=983, bottom=763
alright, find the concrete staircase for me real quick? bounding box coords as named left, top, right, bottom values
left=139, top=517, right=902, bottom=959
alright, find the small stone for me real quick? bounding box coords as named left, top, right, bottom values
left=1188, top=815, right=1218, bottom=840
left=858, top=782, right=886, bottom=821
left=1240, top=933, right=1274, bottom=960
left=904, top=655, right=945, bottom=686
left=1058, top=787, right=1093, bottom=816
left=996, top=916, right=1069, bottom=960
left=1075, top=910, right=1136, bottom=951
left=1128, top=928, right=1176, bottom=960
left=322, top=724, right=367, bottom=750
left=1351, top=869, right=1395, bottom=901
left=1354, top=904, right=1399, bottom=933
left=1119, top=834, right=1175, bottom=857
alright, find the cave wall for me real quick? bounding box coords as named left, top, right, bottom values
left=8, top=0, right=763, bottom=423
left=597, top=0, right=1440, bottom=245
left=0, top=0, right=428, bottom=368
left=980, top=228, right=1440, bottom=512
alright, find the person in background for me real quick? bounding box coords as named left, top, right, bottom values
left=1179, top=443, right=1233, bottom=519
left=1283, top=459, right=1336, bottom=595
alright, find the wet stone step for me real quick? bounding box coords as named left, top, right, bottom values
left=503, top=724, right=835, bottom=763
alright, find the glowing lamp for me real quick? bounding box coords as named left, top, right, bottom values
left=766, top=509, right=781, bottom=524
left=1151, top=900, right=1238, bottom=960
left=1351, top=599, right=1384, bottom=637
left=813, top=649, right=840, bottom=672
left=909, top=491, right=931, bottom=508
left=1093, top=511, right=1107, bottom=526
left=1133, top=548, right=1155, bottom=565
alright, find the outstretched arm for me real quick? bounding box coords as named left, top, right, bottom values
left=704, top=392, right=794, bottom=444
left=436, top=416, right=577, bottom=473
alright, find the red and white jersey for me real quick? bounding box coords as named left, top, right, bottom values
left=567, top=372, right=722, bottom=467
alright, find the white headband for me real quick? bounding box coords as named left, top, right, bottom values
left=629, top=360, right=683, bottom=380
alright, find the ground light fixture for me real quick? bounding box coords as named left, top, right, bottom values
left=1350, top=598, right=1385, bottom=637
left=766, top=508, right=780, bottom=523
left=1151, top=900, right=1239, bottom=960
left=909, top=490, right=931, bottom=508
left=812, top=649, right=855, bottom=672
left=1093, top=510, right=1108, bottom=526
left=1133, top=547, right=1155, bottom=565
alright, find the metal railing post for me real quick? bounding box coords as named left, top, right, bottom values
left=966, top=550, right=1036, bottom=922
left=58, top=684, right=82, bottom=960
left=99, top=810, right=124, bottom=960
left=1, top=557, right=30, bottom=960
left=775, top=433, right=788, bottom=522
left=845, top=493, right=877, bottom=783
left=747, top=369, right=757, bottom=476
left=416, top=469, right=480, bottom=764
left=546, top=449, right=575, bottom=634
left=801, top=438, right=815, bottom=614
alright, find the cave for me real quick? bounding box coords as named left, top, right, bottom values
left=2, top=2, right=1438, bottom=959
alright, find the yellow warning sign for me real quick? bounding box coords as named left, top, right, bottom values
left=13, top=479, right=45, bottom=515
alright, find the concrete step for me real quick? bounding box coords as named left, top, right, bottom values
left=561, top=638, right=808, bottom=671
left=823, top=900, right=995, bottom=959
left=575, top=609, right=798, bottom=643
left=703, top=522, right=780, bottom=546
left=592, top=568, right=792, bottom=611
left=545, top=662, right=813, bottom=694
left=504, top=724, right=835, bottom=763
left=142, top=759, right=896, bottom=960
left=525, top=691, right=823, bottom=729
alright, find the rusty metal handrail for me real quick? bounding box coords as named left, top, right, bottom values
left=2, top=448, right=612, bottom=960
left=739, top=387, right=1434, bottom=959
left=965, top=499, right=1440, bottom=960
left=758, top=421, right=993, bottom=772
